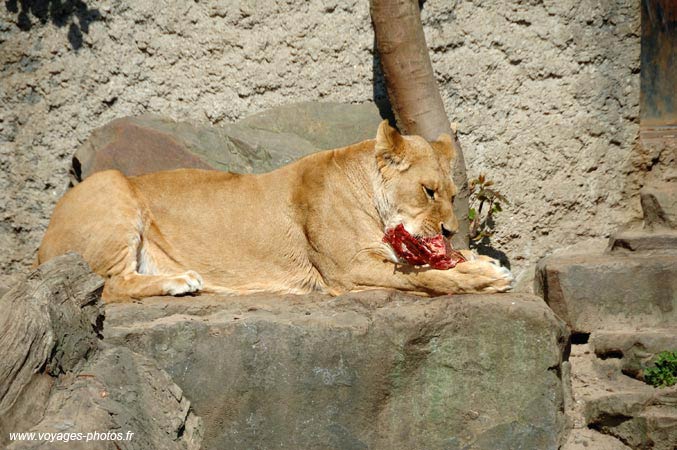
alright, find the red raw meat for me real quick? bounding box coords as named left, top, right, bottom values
left=383, top=224, right=467, bottom=270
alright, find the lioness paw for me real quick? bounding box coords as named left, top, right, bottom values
left=164, top=270, right=204, bottom=296
left=454, top=259, right=514, bottom=293
left=481, top=265, right=514, bottom=293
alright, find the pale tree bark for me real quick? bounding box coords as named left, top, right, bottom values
left=370, top=0, right=469, bottom=248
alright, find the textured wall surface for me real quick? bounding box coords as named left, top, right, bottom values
left=1, top=0, right=662, bottom=284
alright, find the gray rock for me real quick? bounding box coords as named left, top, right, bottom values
left=535, top=254, right=677, bottom=333
left=105, top=291, right=569, bottom=450
left=584, top=387, right=677, bottom=450
left=71, top=116, right=216, bottom=183
left=547, top=231, right=677, bottom=450
left=565, top=341, right=677, bottom=450
left=591, top=329, right=677, bottom=380
left=0, top=253, right=104, bottom=418
left=607, top=229, right=677, bottom=254
left=640, top=181, right=677, bottom=229
left=71, top=102, right=383, bottom=182
left=8, top=345, right=203, bottom=450
left=0, top=254, right=202, bottom=450
left=232, top=101, right=384, bottom=152
left=607, top=180, right=677, bottom=254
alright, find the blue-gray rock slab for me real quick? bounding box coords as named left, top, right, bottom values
left=71, top=102, right=383, bottom=182
left=536, top=254, right=677, bottom=333
left=104, top=290, right=569, bottom=450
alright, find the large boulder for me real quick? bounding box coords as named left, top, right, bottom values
left=71, top=102, right=383, bottom=182
left=104, top=291, right=569, bottom=450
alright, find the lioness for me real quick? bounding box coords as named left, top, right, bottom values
left=37, top=120, right=513, bottom=301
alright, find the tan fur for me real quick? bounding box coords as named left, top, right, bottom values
left=37, top=121, right=513, bottom=302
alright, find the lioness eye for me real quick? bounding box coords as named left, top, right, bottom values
left=423, top=186, right=435, bottom=199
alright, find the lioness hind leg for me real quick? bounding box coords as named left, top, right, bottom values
left=103, top=227, right=205, bottom=301
left=39, top=170, right=205, bottom=302
left=103, top=270, right=204, bottom=302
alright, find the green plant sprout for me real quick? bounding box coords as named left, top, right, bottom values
left=644, top=350, right=677, bottom=388
left=467, top=173, right=508, bottom=243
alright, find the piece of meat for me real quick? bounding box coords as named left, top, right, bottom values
left=383, top=224, right=466, bottom=270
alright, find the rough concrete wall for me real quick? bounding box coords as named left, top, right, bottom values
left=427, top=0, right=644, bottom=269
left=0, top=0, right=648, bottom=283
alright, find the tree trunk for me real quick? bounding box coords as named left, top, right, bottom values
left=370, top=0, right=469, bottom=248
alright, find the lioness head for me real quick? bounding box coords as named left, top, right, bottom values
left=373, top=120, right=459, bottom=239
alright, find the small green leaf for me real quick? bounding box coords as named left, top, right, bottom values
left=645, top=350, right=677, bottom=388
left=468, top=208, right=477, bottom=220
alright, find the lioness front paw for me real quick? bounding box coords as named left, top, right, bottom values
left=454, top=259, right=514, bottom=293
left=164, top=270, right=204, bottom=296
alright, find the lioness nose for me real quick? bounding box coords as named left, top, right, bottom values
left=441, top=224, right=454, bottom=238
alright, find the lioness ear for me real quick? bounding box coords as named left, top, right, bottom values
left=433, top=132, right=456, bottom=162
left=375, top=120, right=409, bottom=171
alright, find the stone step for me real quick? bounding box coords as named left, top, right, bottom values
left=566, top=343, right=677, bottom=450
left=608, top=229, right=677, bottom=254
left=585, top=393, right=677, bottom=450
left=590, top=328, right=677, bottom=379
left=105, top=292, right=568, bottom=450
left=536, top=254, right=677, bottom=333
left=640, top=181, right=677, bottom=229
